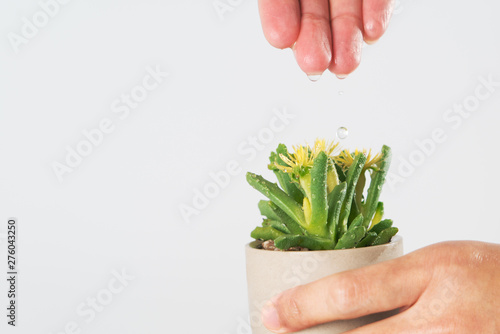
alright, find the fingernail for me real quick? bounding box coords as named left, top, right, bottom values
left=336, top=74, right=348, bottom=79
left=307, top=73, right=322, bottom=82
left=262, top=301, right=282, bottom=331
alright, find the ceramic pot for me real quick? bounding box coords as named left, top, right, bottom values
left=245, top=236, right=403, bottom=334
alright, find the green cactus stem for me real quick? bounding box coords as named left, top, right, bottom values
left=339, top=153, right=367, bottom=237
left=356, top=232, right=378, bottom=248
left=262, top=219, right=291, bottom=234
left=246, top=172, right=306, bottom=228
left=258, top=200, right=280, bottom=221
left=326, top=182, right=347, bottom=244
left=308, top=151, right=329, bottom=237
left=369, top=219, right=393, bottom=235
left=371, top=227, right=399, bottom=246
left=269, top=144, right=304, bottom=203
left=275, top=235, right=333, bottom=250
left=247, top=140, right=398, bottom=251
left=370, top=202, right=384, bottom=228
left=362, top=145, right=392, bottom=228
left=267, top=201, right=307, bottom=235
left=250, top=226, right=286, bottom=241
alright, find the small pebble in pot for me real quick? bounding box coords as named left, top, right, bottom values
left=262, top=240, right=277, bottom=250
left=261, top=240, right=309, bottom=251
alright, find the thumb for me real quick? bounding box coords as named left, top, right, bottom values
left=261, top=248, right=433, bottom=333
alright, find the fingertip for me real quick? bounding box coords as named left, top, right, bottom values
left=259, top=0, right=300, bottom=49
left=294, top=46, right=332, bottom=77
left=266, top=286, right=311, bottom=333
left=363, top=18, right=387, bottom=43
left=330, top=47, right=362, bottom=77
left=329, top=18, right=363, bottom=76
left=294, top=16, right=332, bottom=76
left=262, top=301, right=284, bottom=332
left=264, top=25, right=300, bottom=49
left=363, top=0, right=394, bottom=42
left=363, top=37, right=379, bottom=45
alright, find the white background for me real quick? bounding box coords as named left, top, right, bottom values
left=1, top=0, right=499, bottom=333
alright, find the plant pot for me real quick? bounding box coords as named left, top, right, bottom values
left=245, top=236, right=403, bottom=334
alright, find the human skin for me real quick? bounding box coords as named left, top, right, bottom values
left=258, top=0, right=395, bottom=78
left=261, top=241, right=500, bottom=333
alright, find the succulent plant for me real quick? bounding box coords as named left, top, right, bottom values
left=246, top=139, right=398, bottom=251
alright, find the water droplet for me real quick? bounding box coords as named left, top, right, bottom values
left=337, top=127, right=349, bottom=140
left=307, top=74, right=322, bottom=82
left=338, top=91, right=344, bottom=95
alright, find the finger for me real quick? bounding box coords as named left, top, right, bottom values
left=261, top=253, right=432, bottom=333
left=258, top=0, right=301, bottom=49
left=363, top=0, right=395, bottom=43
left=293, top=0, right=332, bottom=75
left=343, top=309, right=425, bottom=334
left=328, top=0, right=364, bottom=77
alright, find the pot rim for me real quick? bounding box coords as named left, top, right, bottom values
left=246, top=235, right=402, bottom=253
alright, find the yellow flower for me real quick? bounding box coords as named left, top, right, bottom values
left=312, top=139, right=339, bottom=157
left=335, top=149, right=382, bottom=171
left=275, top=139, right=340, bottom=174
left=277, top=145, right=313, bottom=174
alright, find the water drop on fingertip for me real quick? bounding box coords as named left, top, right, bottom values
left=307, top=74, right=321, bottom=82
left=337, top=127, right=349, bottom=140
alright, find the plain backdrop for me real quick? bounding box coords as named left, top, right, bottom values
left=1, top=0, right=499, bottom=333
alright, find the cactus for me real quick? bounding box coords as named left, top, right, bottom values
left=247, top=139, right=398, bottom=250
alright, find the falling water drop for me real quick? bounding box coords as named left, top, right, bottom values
left=307, top=74, right=322, bottom=82
left=337, top=127, right=349, bottom=140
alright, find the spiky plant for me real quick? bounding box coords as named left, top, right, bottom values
left=246, top=139, right=398, bottom=250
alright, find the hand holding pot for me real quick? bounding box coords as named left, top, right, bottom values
left=258, top=0, right=395, bottom=78
left=262, top=241, right=500, bottom=333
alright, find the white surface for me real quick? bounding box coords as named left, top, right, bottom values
left=0, top=0, right=499, bottom=333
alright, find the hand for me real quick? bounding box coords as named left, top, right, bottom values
left=261, top=241, right=500, bottom=333
left=258, top=0, right=395, bottom=78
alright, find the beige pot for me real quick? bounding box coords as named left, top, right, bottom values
left=245, top=236, right=403, bottom=334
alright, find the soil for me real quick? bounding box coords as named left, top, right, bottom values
left=257, top=239, right=309, bottom=251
